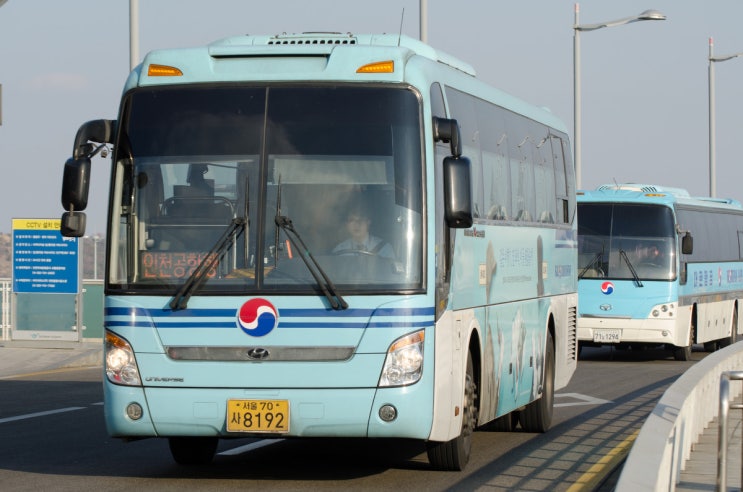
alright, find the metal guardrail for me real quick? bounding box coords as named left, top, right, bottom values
left=1, top=279, right=9, bottom=340
left=717, top=370, right=743, bottom=491
left=617, top=343, right=743, bottom=491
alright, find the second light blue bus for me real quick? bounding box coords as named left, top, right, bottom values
left=577, top=183, right=743, bottom=360
left=59, top=32, right=577, bottom=470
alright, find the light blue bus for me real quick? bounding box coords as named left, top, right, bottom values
left=59, top=32, right=577, bottom=470
left=577, top=184, right=743, bottom=360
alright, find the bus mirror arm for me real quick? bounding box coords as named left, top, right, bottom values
left=678, top=231, right=692, bottom=285
left=60, top=119, right=116, bottom=237
left=434, top=117, right=473, bottom=228
left=432, top=117, right=462, bottom=157
left=72, top=119, right=115, bottom=159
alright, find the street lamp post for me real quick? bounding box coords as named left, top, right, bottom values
left=130, top=0, right=139, bottom=71
left=0, top=0, right=7, bottom=126
left=573, top=3, right=666, bottom=189
left=708, top=38, right=743, bottom=198
left=419, top=0, right=428, bottom=43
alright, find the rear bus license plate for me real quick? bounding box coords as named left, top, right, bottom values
left=227, top=399, right=290, bottom=433
left=593, top=329, right=621, bottom=343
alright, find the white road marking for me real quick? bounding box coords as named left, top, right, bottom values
left=218, top=438, right=284, bottom=456
left=555, top=392, right=612, bottom=408
left=0, top=407, right=86, bottom=424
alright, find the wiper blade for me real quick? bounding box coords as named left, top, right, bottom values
left=618, top=249, right=643, bottom=288
left=169, top=217, right=246, bottom=310
left=578, top=250, right=604, bottom=279
left=275, top=215, right=348, bottom=310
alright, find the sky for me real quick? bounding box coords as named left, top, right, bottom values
left=1, top=1, right=743, bottom=235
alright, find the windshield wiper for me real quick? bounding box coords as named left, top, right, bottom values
left=275, top=215, right=348, bottom=310
left=618, top=249, right=643, bottom=288
left=169, top=217, right=246, bottom=310
left=578, top=249, right=604, bottom=279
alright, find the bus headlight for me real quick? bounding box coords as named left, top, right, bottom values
left=378, top=330, right=424, bottom=387
left=105, top=330, right=142, bottom=386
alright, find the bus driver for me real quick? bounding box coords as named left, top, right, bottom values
left=332, top=204, right=395, bottom=259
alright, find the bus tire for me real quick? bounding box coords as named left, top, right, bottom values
left=720, top=307, right=738, bottom=348
left=482, top=411, right=518, bottom=432
left=519, top=332, right=554, bottom=433
left=427, top=353, right=478, bottom=471
left=673, top=323, right=694, bottom=361
left=168, top=436, right=219, bottom=465
left=703, top=341, right=719, bottom=352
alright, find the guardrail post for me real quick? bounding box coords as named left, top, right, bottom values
left=1, top=279, right=9, bottom=341
left=718, top=370, right=743, bottom=492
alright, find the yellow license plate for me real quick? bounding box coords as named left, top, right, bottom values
left=226, top=399, right=290, bottom=433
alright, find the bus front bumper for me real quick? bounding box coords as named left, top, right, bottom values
left=103, top=382, right=434, bottom=441
left=577, top=316, right=682, bottom=346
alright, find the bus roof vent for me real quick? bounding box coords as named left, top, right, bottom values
left=596, top=183, right=690, bottom=197
left=693, top=196, right=743, bottom=207
left=266, top=32, right=358, bottom=45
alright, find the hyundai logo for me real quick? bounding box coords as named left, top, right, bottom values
left=246, top=348, right=270, bottom=360
left=600, top=304, right=612, bottom=311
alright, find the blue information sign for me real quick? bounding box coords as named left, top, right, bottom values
left=12, top=218, right=79, bottom=294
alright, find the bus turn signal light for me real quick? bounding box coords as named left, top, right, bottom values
left=356, top=60, right=394, bottom=73
left=147, top=64, right=183, bottom=77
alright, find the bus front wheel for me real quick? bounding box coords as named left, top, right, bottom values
left=168, top=436, right=219, bottom=465
left=673, top=323, right=695, bottom=361
left=427, top=353, right=478, bottom=471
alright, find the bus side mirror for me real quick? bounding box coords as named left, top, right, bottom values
left=60, top=156, right=91, bottom=237
left=60, top=211, right=87, bottom=237
left=434, top=117, right=472, bottom=228
left=61, top=156, right=91, bottom=212
left=443, top=155, right=473, bottom=229
left=681, top=232, right=693, bottom=255
left=60, top=119, right=115, bottom=237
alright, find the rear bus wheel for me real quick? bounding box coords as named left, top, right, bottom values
left=427, top=353, right=478, bottom=471
left=519, top=332, right=554, bottom=433
left=482, top=411, right=519, bottom=432
left=720, top=307, right=738, bottom=349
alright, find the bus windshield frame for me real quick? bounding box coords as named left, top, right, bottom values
left=107, top=83, right=426, bottom=295
left=578, top=202, right=676, bottom=281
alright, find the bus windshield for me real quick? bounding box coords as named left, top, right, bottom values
left=578, top=203, right=676, bottom=281
left=108, top=85, right=424, bottom=294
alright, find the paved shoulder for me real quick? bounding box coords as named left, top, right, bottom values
left=0, top=341, right=102, bottom=378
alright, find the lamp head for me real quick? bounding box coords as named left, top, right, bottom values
left=638, top=10, right=666, bottom=21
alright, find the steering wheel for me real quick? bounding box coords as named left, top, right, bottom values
left=331, top=248, right=378, bottom=257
